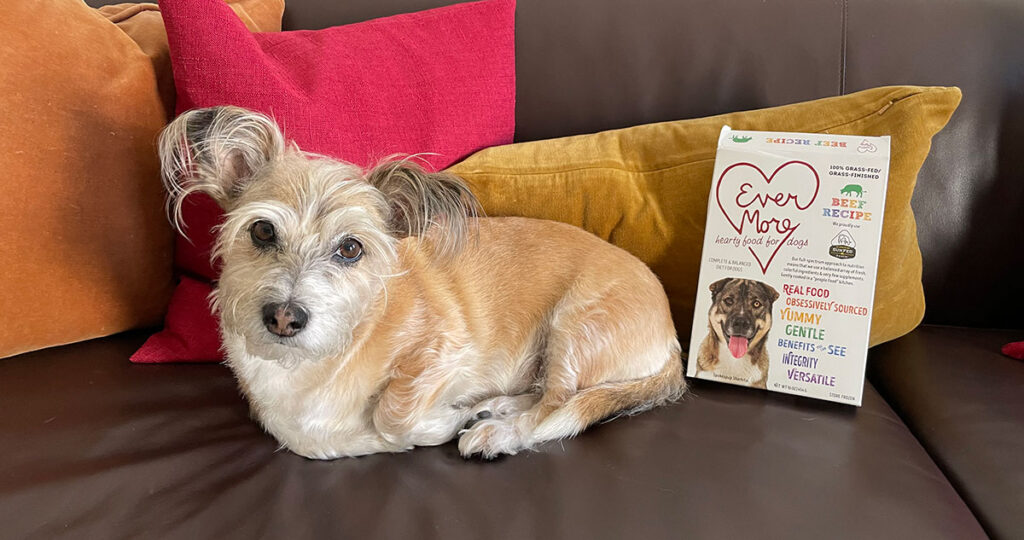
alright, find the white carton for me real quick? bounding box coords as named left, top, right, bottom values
left=686, top=127, right=891, bottom=405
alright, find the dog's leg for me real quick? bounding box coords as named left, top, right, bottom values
left=372, top=338, right=472, bottom=448
left=458, top=349, right=683, bottom=458
left=531, top=349, right=682, bottom=439
left=458, top=286, right=685, bottom=459
left=290, top=431, right=401, bottom=460
left=457, top=349, right=579, bottom=458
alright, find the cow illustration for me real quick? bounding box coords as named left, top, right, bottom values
left=840, top=184, right=865, bottom=197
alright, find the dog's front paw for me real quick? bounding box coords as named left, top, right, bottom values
left=458, top=419, right=527, bottom=459
left=290, top=445, right=341, bottom=460
left=464, top=394, right=538, bottom=430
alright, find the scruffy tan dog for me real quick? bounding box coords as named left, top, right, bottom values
left=160, top=106, right=685, bottom=459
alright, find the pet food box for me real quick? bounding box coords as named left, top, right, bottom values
left=686, top=127, right=891, bottom=406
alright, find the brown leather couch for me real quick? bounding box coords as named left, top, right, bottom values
left=4, top=1, right=1021, bottom=538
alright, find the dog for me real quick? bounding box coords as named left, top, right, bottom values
left=695, top=277, right=778, bottom=389
left=158, top=106, right=686, bottom=460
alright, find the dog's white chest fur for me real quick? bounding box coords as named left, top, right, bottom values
left=226, top=346, right=393, bottom=458
left=711, top=342, right=764, bottom=384
left=225, top=333, right=490, bottom=458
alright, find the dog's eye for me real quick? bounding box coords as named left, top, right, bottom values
left=723, top=297, right=734, bottom=306
left=752, top=300, right=762, bottom=309
left=251, top=220, right=276, bottom=247
left=334, top=238, right=363, bottom=263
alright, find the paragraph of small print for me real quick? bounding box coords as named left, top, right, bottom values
left=781, top=257, right=867, bottom=285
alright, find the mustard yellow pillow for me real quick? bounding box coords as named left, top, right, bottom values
left=449, top=86, right=961, bottom=347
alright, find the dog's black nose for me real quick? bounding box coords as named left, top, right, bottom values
left=262, top=302, right=309, bottom=337
left=727, top=317, right=753, bottom=337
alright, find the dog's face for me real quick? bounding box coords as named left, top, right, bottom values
left=159, top=107, right=477, bottom=363
left=708, top=278, right=779, bottom=359
left=214, top=156, right=395, bottom=363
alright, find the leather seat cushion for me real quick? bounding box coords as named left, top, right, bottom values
left=870, top=325, right=1024, bottom=539
left=0, top=332, right=985, bottom=539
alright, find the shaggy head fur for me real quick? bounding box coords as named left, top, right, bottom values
left=159, top=106, right=479, bottom=365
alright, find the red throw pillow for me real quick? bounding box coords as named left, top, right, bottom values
left=132, top=0, right=516, bottom=363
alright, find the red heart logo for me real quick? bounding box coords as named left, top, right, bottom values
left=715, top=160, right=819, bottom=273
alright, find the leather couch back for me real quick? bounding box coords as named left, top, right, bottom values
left=95, top=0, right=1024, bottom=328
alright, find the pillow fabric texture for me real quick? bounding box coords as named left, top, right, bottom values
left=0, top=0, right=282, bottom=360
left=132, top=0, right=516, bottom=362
left=99, top=1, right=286, bottom=115
left=449, top=86, right=962, bottom=348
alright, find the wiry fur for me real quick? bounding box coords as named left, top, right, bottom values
left=159, top=106, right=287, bottom=235
left=160, top=106, right=687, bottom=460
left=366, top=157, right=480, bottom=261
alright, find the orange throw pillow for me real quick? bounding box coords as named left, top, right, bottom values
left=0, top=0, right=283, bottom=359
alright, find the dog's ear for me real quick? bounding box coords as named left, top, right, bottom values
left=709, top=278, right=733, bottom=300
left=365, top=159, right=481, bottom=260
left=159, top=106, right=285, bottom=232
left=759, top=282, right=780, bottom=304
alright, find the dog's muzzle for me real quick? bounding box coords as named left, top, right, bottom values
left=723, top=318, right=756, bottom=359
